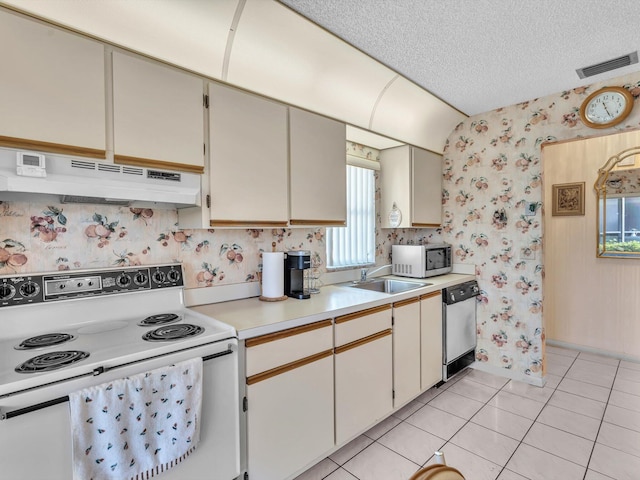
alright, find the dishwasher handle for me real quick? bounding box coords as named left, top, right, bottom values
left=443, top=280, right=479, bottom=305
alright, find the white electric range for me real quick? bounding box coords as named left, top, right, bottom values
left=0, top=263, right=240, bottom=480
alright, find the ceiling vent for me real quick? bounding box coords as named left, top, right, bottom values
left=576, top=51, right=639, bottom=79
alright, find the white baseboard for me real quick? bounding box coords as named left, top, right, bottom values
left=547, top=339, right=640, bottom=364
left=470, top=361, right=546, bottom=387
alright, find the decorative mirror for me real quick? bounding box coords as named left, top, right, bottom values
left=594, top=146, right=640, bottom=257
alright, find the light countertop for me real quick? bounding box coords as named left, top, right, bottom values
left=190, top=274, right=475, bottom=339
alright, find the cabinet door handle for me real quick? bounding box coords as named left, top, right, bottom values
left=420, top=291, right=441, bottom=300
left=393, top=297, right=420, bottom=308
left=334, top=329, right=392, bottom=355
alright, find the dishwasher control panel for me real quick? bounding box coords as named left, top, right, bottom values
left=443, top=280, right=479, bottom=304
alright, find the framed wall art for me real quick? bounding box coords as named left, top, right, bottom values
left=552, top=182, right=585, bottom=216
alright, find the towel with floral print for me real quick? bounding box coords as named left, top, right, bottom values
left=69, top=358, right=202, bottom=480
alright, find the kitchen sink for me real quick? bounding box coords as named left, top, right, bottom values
left=347, top=278, right=431, bottom=294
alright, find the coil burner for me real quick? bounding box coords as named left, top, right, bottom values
left=15, top=350, right=90, bottom=373
left=14, top=333, right=76, bottom=350
left=142, top=324, right=204, bottom=342
left=137, top=313, right=181, bottom=326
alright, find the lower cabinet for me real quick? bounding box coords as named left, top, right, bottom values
left=421, top=291, right=443, bottom=389
left=246, top=353, right=334, bottom=480
left=245, top=321, right=334, bottom=480
left=334, top=306, right=393, bottom=445
left=243, top=292, right=447, bottom=478
left=392, top=297, right=422, bottom=407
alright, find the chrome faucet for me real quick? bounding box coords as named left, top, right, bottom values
left=360, top=264, right=392, bottom=282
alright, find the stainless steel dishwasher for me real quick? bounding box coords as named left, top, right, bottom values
left=442, top=280, right=479, bottom=381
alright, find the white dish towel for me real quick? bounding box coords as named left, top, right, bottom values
left=69, top=358, right=203, bottom=480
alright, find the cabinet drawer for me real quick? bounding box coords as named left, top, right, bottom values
left=245, top=320, right=332, bottom=377
left=335, top=305, right=392, bottom=347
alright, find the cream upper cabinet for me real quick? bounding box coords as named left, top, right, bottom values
left=380, top=145, right=442, bottom=228
left=0, top=10, right=106, bottom=158
left=208, top=82, right=289, bottom=227
left=392, top=297, right=422, bottom=407
left=112, top=51, right=205, bottom=173
left=289, top=107, right=346, bottom=226
left=421, top=291, right=443, bottom=389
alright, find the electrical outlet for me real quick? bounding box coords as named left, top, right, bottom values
left=521, top=247, right=535, bottom=260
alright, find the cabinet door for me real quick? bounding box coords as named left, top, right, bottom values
left=0, top=10, right=105, bottom=158
left=112, top=51, right=205, bottom=173
left=421, top=291, right=443, bottom=389
left=335, top=331, right=393, bottom=444
left=289, top=107, right=346, bottom=226
left=247, top=353, right=334, bottom=480
left=379, top=145, right=411, bottom=228
left=393, top=297, right=421, bottom=407
left=208, top=82, right=288, bottom=226
left=412, top=147, right=442, bottom=227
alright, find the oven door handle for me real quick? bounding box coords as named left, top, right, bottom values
left=0, top=347, right=234, bottom=421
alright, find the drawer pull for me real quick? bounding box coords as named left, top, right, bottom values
left=245, top=319, right=332, bottom=348
left=246, top=349, right=333, bottom=385
left=335, top=304, right=391, bottom=324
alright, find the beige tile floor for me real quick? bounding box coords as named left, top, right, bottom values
left=294, top=346, right=640, bottom=480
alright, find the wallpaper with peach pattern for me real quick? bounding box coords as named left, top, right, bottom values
left=3, top=71, right=640, bottom=380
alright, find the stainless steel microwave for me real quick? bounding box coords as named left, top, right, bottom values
left=391, top=243, right=453, bottom=278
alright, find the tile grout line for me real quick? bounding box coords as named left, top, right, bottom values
left=408, top=369, right=533, bottom=477
left=319, top=353, right=637, bottom=480
left=580, top=359, right=620, bottom=480
left=491, top=352, right=580, bottom=480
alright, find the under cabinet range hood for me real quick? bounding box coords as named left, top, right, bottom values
left=0, top=149, right=201, bottom=207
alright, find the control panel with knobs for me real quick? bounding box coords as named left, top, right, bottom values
left=0, top=264, right=184, bottom=308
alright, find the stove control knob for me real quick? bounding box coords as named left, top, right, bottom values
left=20, top=281, right=40, bottom=298
left=167, top=269, right=181, bottom=283
left=116, top=274, right=132, bottom=288
left=134, top=272, right=148, bottom=286
left=0, top=283, right=16, bottom=301
left=152, top=271, right=166, bottom=284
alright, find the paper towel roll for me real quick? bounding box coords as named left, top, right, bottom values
left=261, top=252, right=284, bottom=298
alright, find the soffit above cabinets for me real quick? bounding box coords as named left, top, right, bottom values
left=2, top=0, right=466, bottom=153
left=0, top=0, right=237, bottom=78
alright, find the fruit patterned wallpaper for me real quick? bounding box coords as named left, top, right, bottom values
left=4, top=70, right=640, bottom=380
left=440, top=70, right=640, bottom=379
left=0, top=141, right=437, bottom=289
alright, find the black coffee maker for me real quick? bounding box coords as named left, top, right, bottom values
left=284, top=250, right=311, bottom=299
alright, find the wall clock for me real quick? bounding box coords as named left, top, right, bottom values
left=579, top=86, right=634, bottom=129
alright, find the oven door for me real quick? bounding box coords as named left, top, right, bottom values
left=0, top=340, right=240, bottom=480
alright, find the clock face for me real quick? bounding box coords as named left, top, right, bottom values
left=585, top=91, right=628, bottom=124
left=580, top=86, right=634, bottom=128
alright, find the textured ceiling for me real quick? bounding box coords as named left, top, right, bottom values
left=280, top=0, right=640, bottom=116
